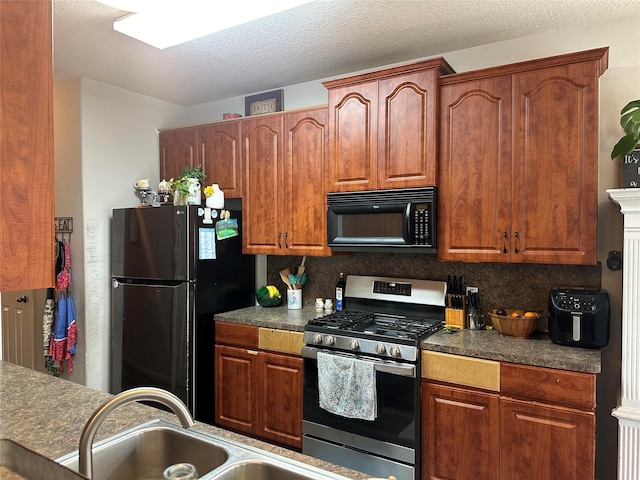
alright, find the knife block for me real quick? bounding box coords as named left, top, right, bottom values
left=445, top=297, right=468, bottom=328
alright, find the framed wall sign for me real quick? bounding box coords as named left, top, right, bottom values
left=245, top=89, right=283, bottom=116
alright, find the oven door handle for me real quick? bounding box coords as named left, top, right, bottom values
left=301, top=346, right=416, bottom=378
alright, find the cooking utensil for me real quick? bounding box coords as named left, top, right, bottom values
left=297, top=256, right=306, bottom=276
left=288, top=273, right=300, bottom=289
left=279, top=269, right=292, bottom=289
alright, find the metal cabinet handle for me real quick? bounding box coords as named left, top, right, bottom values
left=514, top=231, right=519, bottom=254
left=278, top=232, right=282, bottom=249
left=503, top=231, right=508, bottom=254
left=16, top=295, right=28, bottom=303
left=284, top=231, right=289, bottom=249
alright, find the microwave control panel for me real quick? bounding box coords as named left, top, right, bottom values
left=412, top=203, right=431, bottom=245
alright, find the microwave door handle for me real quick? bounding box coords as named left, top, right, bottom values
left=405, top=202, right=412, bottom=243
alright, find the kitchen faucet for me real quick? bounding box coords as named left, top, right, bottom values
left=78, top=387, right=194, bottom=479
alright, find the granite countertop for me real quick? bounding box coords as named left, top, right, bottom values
left=0, top=362, right=369, bottom=480
left=216, top=306, right=602, bottom=374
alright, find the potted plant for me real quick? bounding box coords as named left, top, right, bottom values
left=611, top=100, right=640, bottom=188
left=170, top=165, right=206, bottom=205
left=167, top=177, right=191, bottom=205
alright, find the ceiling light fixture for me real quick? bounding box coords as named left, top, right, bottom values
left=103, top=0, right=313, bottom=49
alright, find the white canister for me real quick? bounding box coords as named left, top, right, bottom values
left=208, top=184, right=224, bottom=209
left=287, top=289, right=302, bottom=310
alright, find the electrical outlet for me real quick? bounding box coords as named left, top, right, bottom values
left=466, top=286, right=479, bottom=294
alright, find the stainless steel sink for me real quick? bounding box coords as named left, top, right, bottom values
left=58, top=421, right=228, bottom=480
left=57, top=420, right=353, bottom=480
left=212, top=460, right=321, bottom=480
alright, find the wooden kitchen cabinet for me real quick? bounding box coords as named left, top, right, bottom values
left=323, top=58, right=454, bottom=192
left=215, top=322, right=303, bottom=448
left=422, top=382, right=499, bottom=480
left=438, top=48, right=608, bottom=265
left=421, top=353, right=596, bottom=480
left=243, top=107, right=329, bottom=255
left=500, top=362, right=596, bottom=480
left=159, top=127, right=198, bottom=181
left=160, top=121, right=243, bottom=197
left=215, top=343, right=258, bottom=436
left=199, top=120, right=243, bottom=198
left=258, top=351, right=303, bottom=447
left=0, top=0, right=55, bottom=291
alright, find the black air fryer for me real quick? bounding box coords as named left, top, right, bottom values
left=548, top=288, right=610, bottom=348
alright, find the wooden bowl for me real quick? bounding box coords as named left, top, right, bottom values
left=488, top=309, right=540, bottom=338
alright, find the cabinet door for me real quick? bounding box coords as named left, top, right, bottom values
left=511, top=61, right=599, bottom=265
left=500, top=398, right=595, bottom=480
left=378, top=70, right=438, bottom=188
left=326, top=81, right=378, bottom=191
left=258, top=351, right=303, bottom=448
left=422, top=382, right=499, bottom=480
left=242, top=115, right=283, bottom=254
left=283, top=108, right=330, bottom=255
left=0, top=0, right=54, bottom=291
left=199, top=121, right=242, bottom=198
left=214, top=344, right=258, bottom=435
left=159, top=128, right=198, bottom=181
left=438, top=76, right=512, bottom=262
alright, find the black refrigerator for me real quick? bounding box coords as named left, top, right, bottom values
left=110, top=204, right=255, bottom=423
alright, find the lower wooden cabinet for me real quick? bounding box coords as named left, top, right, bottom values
left=500, top=398, right=595, bottom=480
left=215, top=322, right=303, bottom=449
left=259, top=351, right=303, bottom=447
left=421, top=357, right=596, bottom=480
left=422, top=382, right=499, bottom=480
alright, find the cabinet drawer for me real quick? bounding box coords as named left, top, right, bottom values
left=422, top=351, right=500, bottom=392
left=501, top=362, right=595, bottom=411
left=258, top=328, right=304, bottom=356
left=216, top=322, right=259, bottom=349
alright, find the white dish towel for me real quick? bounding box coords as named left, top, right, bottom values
left=317, top=351, right=377, bottom=421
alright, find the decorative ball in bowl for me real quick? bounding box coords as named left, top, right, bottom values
left=488, top=309, right=540, bottom=338
left=255, top=285, right=283, bottom=307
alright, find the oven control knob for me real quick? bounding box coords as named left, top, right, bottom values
left=349, top=339, right=360, bottom=350
left=312, top=334, right=323, bottom=345
left=324, top=336, right=335, bottom=346
left=389, top=346, right=401, bottom=358
left=375, top=343, right=386, bottom=355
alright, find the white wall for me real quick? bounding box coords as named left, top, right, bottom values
left=54, top=78, right=184, bottom=390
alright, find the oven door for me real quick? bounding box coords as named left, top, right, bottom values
left=302, top=346, right=419, bottom=464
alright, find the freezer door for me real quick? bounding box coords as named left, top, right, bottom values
left=111, top=280, right=191, bottom=409
left=111, top=206, right=193, bottom=281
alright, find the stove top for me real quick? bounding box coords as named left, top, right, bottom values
left=306, top=310, right=443, bottom=343
left=303, top=275, right=446, bottom=361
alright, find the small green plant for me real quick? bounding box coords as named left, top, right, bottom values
left=167, top=177, right=191, bottom=197
left=179, top=164, right=206, bottom=182
left=611, top=100, right=640, bottom=160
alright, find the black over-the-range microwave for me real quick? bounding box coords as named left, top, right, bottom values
left=326, top=187, right=437, bottom=253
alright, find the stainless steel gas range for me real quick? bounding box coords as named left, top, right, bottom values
left=301, top=275, right=446, bottom=480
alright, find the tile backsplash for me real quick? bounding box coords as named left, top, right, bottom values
left=266, top=253, right=601, bottom=331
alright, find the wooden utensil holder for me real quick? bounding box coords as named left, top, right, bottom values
left=445, top=297, right=468, bottom=328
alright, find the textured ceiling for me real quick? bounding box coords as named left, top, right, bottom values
left=53, top=0, right=640, bottom=106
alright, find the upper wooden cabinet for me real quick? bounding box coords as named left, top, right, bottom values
left=243, top=107, right=329, bottom=256
left=0, top=0, right=55, bottom=291
left=323, top=58, right=454, bottom=192
left=438, top=48, right=608, bottom=264
left=159, top=127, right=198, bottom=181
left=199, top=121, right=243, bottom=198
left=159, top=121, right=242, bottom=198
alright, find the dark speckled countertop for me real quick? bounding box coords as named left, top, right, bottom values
left=215, top=306, right=601, bottom=374
left=0, top=362, right=369, bottom=480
